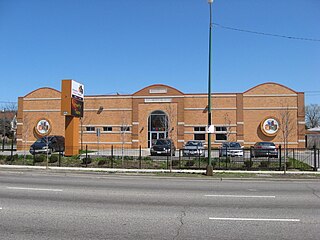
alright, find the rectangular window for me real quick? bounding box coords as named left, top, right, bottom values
left=194, top=127, right=206, bottom=132
left=86, top=126, right=95, bottom=132
left=216, top=133, right=227, bottom=141
left=215, top=126, right=227, bottom=132
left=194, top=134, right=205, bottom=141
left=215, top=126, right=228, bottom=141
left=120, top=126, right=131, bottom=132
left=103, top=126, right=112, bottom=132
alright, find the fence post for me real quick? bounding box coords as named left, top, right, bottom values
left=10, top=138, right=14, bottom=162
left=111, top=145, right=114, bottom=168
left=33, top=147, right=35, bottom=166
left=58, top=145, right=61, bottom=167
left=313, top=145, right=317, bottom=171
left=85, top=145, right=88, bottom=167
left=139, top=145, right=142, bottom=169
left=250, top=147, right=253, bottom=168
left=179, top=149, right=181, bottom=169
left=279, top=145, right=282, bottom=171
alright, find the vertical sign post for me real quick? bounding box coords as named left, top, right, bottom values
left=61, top=80, right=84, bottom=156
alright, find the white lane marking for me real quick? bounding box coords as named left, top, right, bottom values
left=247, top=189, right=257, bottom=192
left=209, top=217, right=300, bottom=222
left=0, top=207, right=2, bottom=210
left=205, top=194, right=275, bottom=198
left=6, top=187, right=63, bottom=192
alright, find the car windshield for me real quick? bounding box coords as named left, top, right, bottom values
left=230, top=142, right=241, bottom=148
left=186, top=141, right=200, bottom=146
left=258, top=142, right=275, bottom=147
left=222, top=142, right=240, bottom=148
left=155, top=140, right=170, bottom=145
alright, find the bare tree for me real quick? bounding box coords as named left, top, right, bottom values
left=79, top=111, right=94, bottom=151
left=22, top=114, right=30, bottom=162
left=223, top=113, right=233, bottom=142
left=1, top=102, right=17, bottom=148
left=120, top=111, right=130, bottom=166
left=161, top=104, right=177, bottom=172
left=279, top=106, right=295, bottom=174
left=305, top=104, right=320, bottom=129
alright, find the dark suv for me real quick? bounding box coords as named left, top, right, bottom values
left=29, top=136, right=65, bottom=155
left=150, top=139, right=176, bottom=156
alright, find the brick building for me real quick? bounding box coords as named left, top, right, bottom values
left=16, top=82, right=305, bottom=151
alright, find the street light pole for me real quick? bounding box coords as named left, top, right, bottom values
left=206, top=0, right=213, bottom=176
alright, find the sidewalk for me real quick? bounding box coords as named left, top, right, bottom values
left=1, top=164, right=319, bottom=176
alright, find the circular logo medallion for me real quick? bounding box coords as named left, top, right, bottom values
left=35, top=118, right=51, bottom=136
left=261, top=117, right=279, bottom=136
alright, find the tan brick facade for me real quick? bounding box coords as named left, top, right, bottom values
left=16, top=82, right=306, bottom=151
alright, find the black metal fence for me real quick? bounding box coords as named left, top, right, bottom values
left=1, top=145, right=319, bottom=171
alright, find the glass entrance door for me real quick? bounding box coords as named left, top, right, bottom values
left=148, top=131, right=167, bottom=148
left=148, top=110, right=169, bottom=148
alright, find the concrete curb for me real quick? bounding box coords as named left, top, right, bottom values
left=0, top=165, right=319, bottom=175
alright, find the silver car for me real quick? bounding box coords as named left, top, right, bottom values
left=219, top=142, right=243, bottom=157
left=183, top=140, right=205, bottom=157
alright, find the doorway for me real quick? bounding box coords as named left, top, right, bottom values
left=148, top=110, right=168, bottom=148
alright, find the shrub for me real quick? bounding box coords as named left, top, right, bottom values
left=34, top=154, right=46, bottom=163
left=220, top=157, right=230, bottom=163
left=82, top=157, right=91, bottom=165
left=172, top=160, right=179, bottom=167
left=6, top=155, right=14, bottom=162
left=49, top=155, right=59, bottom=163
left=244, top=160, right=253, bottom=169
left=185, top=160, right=195, bottom=167
left=285, top=161, right=292, bottom=169
left=98, top=159, right=107, bottom=166
left=259, top=161, right=270, bottom=168
left=143, top=156, right=152, bottom=161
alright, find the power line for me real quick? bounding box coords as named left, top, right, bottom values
left=213, top=23, right=320, bottom=42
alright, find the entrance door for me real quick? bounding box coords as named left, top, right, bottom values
left=148, top=110, right=168, bottom=148
left=149, top=131, right=167, bottom=148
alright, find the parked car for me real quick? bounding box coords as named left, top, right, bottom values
left=150, top=139, right=176, bottom=156
left=219, top=142, right=243, bottom=157
left=183, top=140, right=205, bottom=157
left=251, top=142, right=278, bottom=158
left=29, top=136, right=65, bottom=155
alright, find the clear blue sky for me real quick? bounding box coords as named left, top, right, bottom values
left=0, top=0, right=319, bottom=107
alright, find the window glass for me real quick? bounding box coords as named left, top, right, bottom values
left=194, top=127, right=206, bottom=132
left=215, top=126, right=227, bottom=132
left=216, top=133, right=227, bottom=141
left=120, top=126, right=131, bottom=132
left=194, top=134, right=205, bottom=140
left=86, top=127, right=95, bottom=132
left=103, top=127, right=112, bottom=132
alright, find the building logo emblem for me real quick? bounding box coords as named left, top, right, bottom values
left=35, top=118, right=51, bottom=136
left=261, top=117, right=279, bottom=136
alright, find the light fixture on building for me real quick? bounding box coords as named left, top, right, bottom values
left=97, top=106, right=103, bottom=114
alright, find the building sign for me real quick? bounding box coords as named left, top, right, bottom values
left=144, top=98, right=172, bottom=103
left=61, top=79, right=84, bottom=117
left=35, top=118, right=51, bottom=136
left=261, top=117, right=279, bottom=136
left=71, top=98, right=84, bottom=117
left=71, top=80, right=84, bottom=100
left=149, top=88, right=167, bottom=94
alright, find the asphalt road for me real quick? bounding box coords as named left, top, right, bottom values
left=1, top=171, right=320, bottom=240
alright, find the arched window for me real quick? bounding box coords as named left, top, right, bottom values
left=148, top=110, right=168, bottom=147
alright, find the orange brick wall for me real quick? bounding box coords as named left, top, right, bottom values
left=17, top=82, right=305, bottom=151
